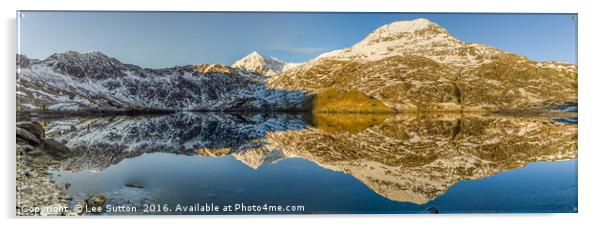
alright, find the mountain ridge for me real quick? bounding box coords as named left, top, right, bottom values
left=17, top=18, right=577, bottom=113
left=16, top=50, right=310, bottom=113
left=267, top=18, right=577, bottom=112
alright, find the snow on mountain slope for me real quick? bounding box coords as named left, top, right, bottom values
left=268, top=18, right=578, bottom=112
left=232, top=51, right=299, bottom=76
left=315, top=18, right=502, bottom=66
left=16, top=51, right=310, bottom=112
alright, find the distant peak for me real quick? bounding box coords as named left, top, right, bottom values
left=239, top=51, right=264, bottom=60
left=45, top=50, right=120, bottom=66
left=56, top=50, right=109, bottom=58
left=235, top=51, right=285, bottom=65
left=62, top=50, right=81, bottom=55
left=232, top=51, right=289, bottom=76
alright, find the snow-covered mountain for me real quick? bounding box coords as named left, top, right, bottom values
left=16, top=18, right=577, bottom=113
left=16, top=51, right=310, bottom=112
left=314, top=18, right=500, bottom=65
left=268, top=18, right=578, bottom=112
left=232, top=51, right=299, bottom=76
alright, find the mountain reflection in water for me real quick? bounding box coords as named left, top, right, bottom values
left=44, top=112, right=577, bottom=214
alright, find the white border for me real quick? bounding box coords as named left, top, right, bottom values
left=2, top=0, right=601, bottom=226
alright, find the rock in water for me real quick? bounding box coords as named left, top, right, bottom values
left=86, top=195, right=107, bottom=208
left=427, top=206, right=440, bottom=214
left=17, top=122, right=45, bottom=140
left=21, top=145, right=34, bottom=153
left=124, top=183, right=144, bottom=189
left=16, top=127, right=41, bottom=146
left=43, top=139, right=71, bottom=159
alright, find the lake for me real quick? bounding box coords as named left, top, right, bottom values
left=37, top=112, right=577, bottom=214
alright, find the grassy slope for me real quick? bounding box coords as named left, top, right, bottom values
left=270, top=54, right=577, bottom=113
left=310, top=88, right=395, bottom=113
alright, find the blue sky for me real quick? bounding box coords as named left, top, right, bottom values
left=18, top=12, right=577, bottom=68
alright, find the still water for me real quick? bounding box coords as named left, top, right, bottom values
left=41, top=112, right=577, bottom=214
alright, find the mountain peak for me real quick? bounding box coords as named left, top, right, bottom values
left=39, top=50, right=127, bottom=79
left=232, top=51, right=289, bottom=76
left=235, top=51, right=268, bottom=62
left=313, top=18, right=463, bottom=62
left=248, top=51, right=262, bottom=57
left=359, top=18, right=447, bottom=45
left=378, top=18, right=435, bottom=33
left=49, top=50, right=113, bottom=62
left=237, top=51, right=266, bottom=61
left=86, top=50, right=109, bottom=57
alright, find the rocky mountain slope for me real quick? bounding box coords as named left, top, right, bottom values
left=17, top=51, right=309, bottom=113
left=232, top=51, right=299, bottom=76
left=268, top=18, right=578, bottom=112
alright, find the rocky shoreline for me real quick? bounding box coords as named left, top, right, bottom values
left=16, top=121, right=77, bottom=216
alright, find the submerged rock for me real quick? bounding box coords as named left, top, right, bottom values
left=124, top=183, right=144, bottom=189
left=16, top=127, right=41, bottom=146
left=17, top=121, right=45, bottom=140
left=21, top=145, right=34, bottom=153
left=427, top=206, right=440, bottom=214
left=86, top=195, right=107, bottom=208
left=42, top=139, right=72, bottom=159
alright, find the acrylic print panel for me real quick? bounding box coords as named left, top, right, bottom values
left=15, top=11, right=578, bottom=216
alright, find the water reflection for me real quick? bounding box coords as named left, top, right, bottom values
left=44, top=112, right=577, bottom=213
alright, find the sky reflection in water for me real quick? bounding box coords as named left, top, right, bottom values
left=47, top=113, right=577, bottom=214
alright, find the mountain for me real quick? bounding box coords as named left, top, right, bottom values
left=16, top=51, right=309, bottom=113
left=17, top=18, right=577, bottom=114
left=231, top=51, right=298, bottom=76
left=268, top=18, right=578, bottom=112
